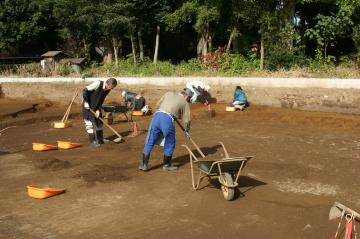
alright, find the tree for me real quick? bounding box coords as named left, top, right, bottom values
left=0, top=0, right=54, bottom=54
left=165, top=0, right=221, bottom=56
left=305, top=5, right=353, bottom=57
left=100, top=0, right=135, bottom=64
left=53, top=0, right=102, bottom=59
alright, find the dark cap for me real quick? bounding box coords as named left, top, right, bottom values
left=106, top=78, right=117, bottom=86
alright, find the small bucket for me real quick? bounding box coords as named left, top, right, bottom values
left=57, top=141, right=82, bottom=150
left=27, top=185, right=65, bottom=199
left=32, top=143, right=58, bottom=151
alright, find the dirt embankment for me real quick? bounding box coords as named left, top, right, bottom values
left=1, top=82, right=360, bottom=114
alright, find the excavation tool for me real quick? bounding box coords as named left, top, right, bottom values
left=182, top=142, right=253, bottom=201
left=32, top=143, right=58, bottom=151
left=102, top=105, right=132, bottom=124
left=330, top=201, right=359, bottom=239
left=89, top=109, right=123, bottom=143
left=173, top=117, right=205, bottom=158
left=27, top=185, right=65, bottom=199
left=53, top=89, right=79, bottom=128
left=205, top=104, right=216, bottom=117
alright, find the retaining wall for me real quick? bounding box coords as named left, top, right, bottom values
left=1, top=77, right=360, bottom=114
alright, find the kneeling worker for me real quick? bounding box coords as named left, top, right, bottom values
left=83, top=78, right=117, bottom=146
left=139, top=89, right=193, bottom=171
left=121, top=90, right=146, bottom=111
left=232, top=85, right=249, bottom=111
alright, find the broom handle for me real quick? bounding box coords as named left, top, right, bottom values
left=89, top=109, right=122, bottom=139
left=62, top=89, right=79, bottom=122
left=173, top=117, right=205, bottom=158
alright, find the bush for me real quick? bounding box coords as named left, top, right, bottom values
left=265, top=47, right=307, bottom=71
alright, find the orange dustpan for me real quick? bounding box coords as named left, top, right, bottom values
left=27, top=185, right=65, bottom=199
left=32, top=143, right=58, bottom=151
left=57, top=141, right=82, bottom=149
left=132, top=111, right=144, bottom=116
left=53, top=121, right=72, bottom=129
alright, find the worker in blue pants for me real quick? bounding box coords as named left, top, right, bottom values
left=143, top=111, right=176, bottom=159
left=140, top=89, right=193, bottom=172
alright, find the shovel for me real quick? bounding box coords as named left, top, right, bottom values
left=173, top=117, right=205, bottom=158
left=89, top=109, right=123, bottom=143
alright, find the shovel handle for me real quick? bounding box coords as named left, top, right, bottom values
left=173, top=117, right=205, bottom=158
left=89, top=109, right=122, bottom=139
left=62, top=89, right=79, bottom=122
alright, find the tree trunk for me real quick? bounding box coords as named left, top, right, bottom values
left=198, top=30, right=208, bottom=56
left=324, top=42, right=328, bottom=58
left=138, top=30, right=144, bottom=63
left=112, top=38, right=118, bottom=65
left=119, top=39, right=123, bottom=58
left=130, top=33, right=137, bottom=65
left=283, top=0, right=296, bottom=49
left=284, top=0, right=296, bottom=24
left=103, top=41, right=113, bottom=64
left=226, top=26, right=237, bottom=52
left=260, top=34, right=264, bottom=70
left=153, top=24, right=160, bottom=64
left=206, top=23, right=212, bottom=52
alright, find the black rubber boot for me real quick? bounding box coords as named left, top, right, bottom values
left=96, top=130, right=105, bottom=144
left=139, top=153, right=150, bottom=171
left=88, top=133, right=100, bottom=147
left=163, top=155, right=178, bottom=171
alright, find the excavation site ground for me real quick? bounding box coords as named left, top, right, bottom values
left=0, top=97, right=359, bottom=239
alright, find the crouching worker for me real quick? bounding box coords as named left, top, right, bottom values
left=121, top=91, right=146, bottom=111
left=232, top=86, right=249, bottom=111
left=186, top=81, right=211, bottom=106
left=83, top=78, right=117, bottom=146
left=139, top=89, right=193, bottom=172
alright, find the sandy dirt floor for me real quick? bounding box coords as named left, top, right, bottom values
left=0, top=98, right=360, bottom=239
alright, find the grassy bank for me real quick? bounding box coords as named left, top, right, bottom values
left=0, top=55, right=359, bottom=78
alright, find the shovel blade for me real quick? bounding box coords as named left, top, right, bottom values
left=329, top=203, right=343, bottom=220
left=113, top=137, right=123, bottom=143
left=329, top=202, right=360, bottom=221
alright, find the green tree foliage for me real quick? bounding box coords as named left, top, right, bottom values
left=0, top=0, right=53, bottom=53
left=305, top=5, right=353, bottom=57
left=0, top=0, right=359, bottom=71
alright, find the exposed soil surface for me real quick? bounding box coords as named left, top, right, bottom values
left=0, top=98, right=360, bottom=239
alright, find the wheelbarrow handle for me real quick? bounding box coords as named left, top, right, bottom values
left=173, top=117, right=205, bottom=158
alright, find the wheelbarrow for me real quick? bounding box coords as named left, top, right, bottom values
left=102, top=105, right=132, bottom=124
left=182, top=142, right=253, bottom=201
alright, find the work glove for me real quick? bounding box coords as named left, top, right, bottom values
left=95, top=110, right=100, bottom=118
left=184, top=131, right=191, bottom=139
left=84, top=102, right=90, bottom=109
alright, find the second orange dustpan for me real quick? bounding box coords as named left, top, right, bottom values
left=32, top=143, right=58, bottom=151
left=27, top=185, right=65, bottom=199
left=57, top=141, right=82, bottom=149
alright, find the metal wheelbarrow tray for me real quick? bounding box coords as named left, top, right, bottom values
left=182, top=142, right=253, bottom=201
left=102, top=105, right=132, bottom=124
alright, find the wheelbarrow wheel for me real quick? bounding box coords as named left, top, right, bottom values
left=221, top=173, right=235, bottom=201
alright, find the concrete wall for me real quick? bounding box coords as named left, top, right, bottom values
left=1, top=77, right=360, bottom=114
